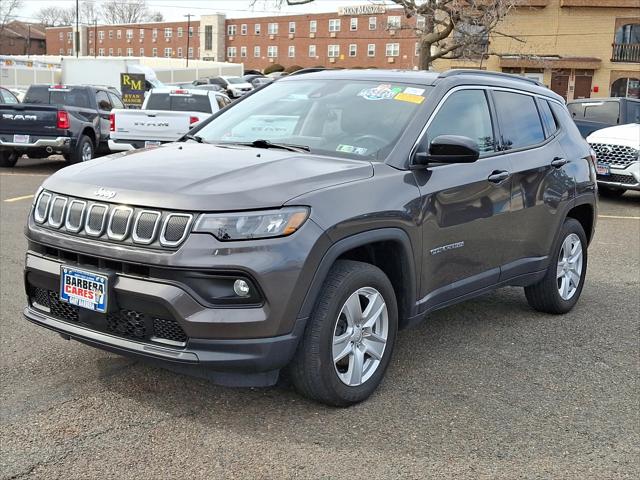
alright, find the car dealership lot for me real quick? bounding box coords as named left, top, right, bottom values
left=1, top=158, right=639, bottom=479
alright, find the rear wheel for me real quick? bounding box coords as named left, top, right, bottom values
left=525, top=218, right=587, bottom=314
left=289, top=260, right=398, bottom=407
left=599, top=187, right=626, bottom=198
left=66, top=135, right=94, bottom=164
left=0, top=150, right=18, bottom=168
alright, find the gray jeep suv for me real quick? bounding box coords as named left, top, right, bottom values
left=24, top=70, right=597, bottom=406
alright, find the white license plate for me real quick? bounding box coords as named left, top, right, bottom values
left=144, top=141, right=161, bottom=148
left=60, top=266, right=108, bottom=313
left=13, top=134, right=30, bottom=144
left=596, top=163, right=610, bottom=176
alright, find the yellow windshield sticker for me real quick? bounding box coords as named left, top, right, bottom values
left=394, top=92, right=425, bottom=104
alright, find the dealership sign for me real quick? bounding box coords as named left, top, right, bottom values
left=338, top=5, right=386, bottom=16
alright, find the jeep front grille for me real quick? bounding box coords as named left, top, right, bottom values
left=33, top=191, right=194, bottom=249
left=591, top=143, right=638, bottom=168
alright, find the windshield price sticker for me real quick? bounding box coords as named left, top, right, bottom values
left=394, top=92, right=425, bottom=104
left=358, top=84, right=403, bottom=101
left=337, top=144, right=368, bottom=155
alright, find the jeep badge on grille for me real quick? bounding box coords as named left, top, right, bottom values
left=94, top=187, right=116, bottom=199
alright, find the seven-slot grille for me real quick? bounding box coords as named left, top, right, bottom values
left=591, top=143, right=638, bottom=168
left=33, top=191, right=194, bottom=249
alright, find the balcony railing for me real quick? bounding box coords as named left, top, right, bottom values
left=612, top=43, right=640, bottom=63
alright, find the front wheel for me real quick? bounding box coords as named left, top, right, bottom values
left=525, top=218, right=588, bottom=314
left=289, top=260, right=398, bottom=407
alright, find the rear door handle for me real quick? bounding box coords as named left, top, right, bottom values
left=551, top=157, right=569, bottom=168
left=487, top=170, right=511, bottom=183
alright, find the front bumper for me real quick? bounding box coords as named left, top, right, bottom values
left=597, top=162, right=640, bottom=191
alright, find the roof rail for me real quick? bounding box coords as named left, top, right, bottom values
left=439, top=69, right=543, bottom=86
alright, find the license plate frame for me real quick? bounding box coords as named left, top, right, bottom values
left=59, top=266, right=109, bottom=313
left=596, top=163, right=610, bottom=176
left=13, top=134, right=30, bottom=144
left=144, top=140, right=161, bottom=149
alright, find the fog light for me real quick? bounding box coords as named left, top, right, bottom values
left=233, top=279, right=250, bottom=297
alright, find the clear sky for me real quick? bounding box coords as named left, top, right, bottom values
left=16, top=0, right=395, bottom=22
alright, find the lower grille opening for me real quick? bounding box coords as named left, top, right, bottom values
left=597, top=173, right=637, bottom=185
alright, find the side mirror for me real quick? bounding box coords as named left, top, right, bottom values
left=414, top=135, right=480, bottom=166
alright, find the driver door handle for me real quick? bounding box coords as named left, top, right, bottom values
left=487, top=170, right=511, bottom=183
left=551, top=157, right=569, bottom=168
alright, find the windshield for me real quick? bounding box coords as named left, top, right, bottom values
left=195, top=79, right=431, bottom=161
left=225, top=77, right=245, bottom=84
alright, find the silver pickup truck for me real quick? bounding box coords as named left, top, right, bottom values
left=108, top=88, right=231, bottom=151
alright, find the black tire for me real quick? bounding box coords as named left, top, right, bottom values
left=66, top=135, right=94, bottom=165
left=525, top=218, right=588, bottom=314
left=599, top=187, right=626, bottom=198
left=289, top=260, right=398, bottom=407
left=0, top=150, right=18, bottom=168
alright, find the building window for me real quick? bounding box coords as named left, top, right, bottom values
left=140, top=47, right=144, bottom=56
left=227, top=46, right=237, bottom=58
left=68, top=48, right=73, bottom=55
left=329, top=19, right=341, bottom=32
left=367, top=44, right=375, bottom=57
left=177, top=47, right=183, bottom=57
left=241, top=46, right=247, bottom=57
left=268, top=23, right=278, bottom=35
left=98, top=31, right=105, bottom=40
left=139, top=29, right=144, bottom=38
left=67, top=31, right=72, bottom=41
left=205, top=25, right=212, bottom=50
left=125, top=29, right=132, bottom=40
left=177, top=27, right=183, bottom=37
left=152, top=28, right=158, bottom=39
left=309, top=44, right=316, bottom=57
left=98, top=48, right=104, bottom=56
left=164, top=47, right=172, bottom=57
left=109, top=47, right=114, bottom=55
left=117, top=30, right=122, bottom=39
left=241, top=24, right=247, bottom=35
left=416, top=15, right=426, bottom=30
left=255, top=23, right=261, bottom=35
left=267, top=45, right=277, bottom=57
left=117, top=48, right=122, bottom=55
left=309, top=20, right=317, bottom=33
left=109, top=30, right=113, bottom=39
left=368, top=17, right=377, bottom=30
left=415, top=42, right=420, bottom=56
left=189, top=26, right=194, bottom=37
left=165, top=28, right=172, bottom=38
left=385, top=43, right=399, bottom=57
left=89, top=47, right=94, bottom=55
left=350, top=18, right=358, bottom=31
left=288, top=45, right=295, bottom=57
left=59, top=32, right=63, bottom=40
left=387, top=16, right=401, bottom=30
left=289, top=22, right=296, bottom=34
left=228, top=25, right=236, bottom=36
left=59, top=48, right=64, bottom=54
left=188, top=47, right=193, bottom=58
left=611, top=77, right=640, bottom=98
left=125, top=47, right=132, bottom=56
left=349, top=44, right=357, bottom=57
left=254, top=45, right=260, bottom=57
left=328, top=44, right=340, bottom=58
left=152, top=47, right=158, bottom=57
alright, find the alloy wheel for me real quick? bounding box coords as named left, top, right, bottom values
left=557, top=233, right=583, bottom=300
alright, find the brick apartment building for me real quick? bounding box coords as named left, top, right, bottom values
left=0, top=21, right=46, bottom=56
left=44, top=1, right=639, bottom=99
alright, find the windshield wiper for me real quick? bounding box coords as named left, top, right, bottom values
left=184, top=134, right=206, bottom=143
left=226, top=139, right=310, bottom=153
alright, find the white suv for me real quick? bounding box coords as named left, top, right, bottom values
left=587, top=123, right=640, bottom=197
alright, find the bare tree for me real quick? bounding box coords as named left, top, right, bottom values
left=100, top=0, right=163, bottom=24
left=35, top=6, right=65, bottom=27
left=80, top=1, right=100, bottom=23
left=0, top=0, right=23, bottom=32
left=270, top=0, right=518, bottom=69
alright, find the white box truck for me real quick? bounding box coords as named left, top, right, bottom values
left=60, top=58, right=162, bottom=93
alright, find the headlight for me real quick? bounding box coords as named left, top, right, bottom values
left=193, top=207, right=309, bottom=241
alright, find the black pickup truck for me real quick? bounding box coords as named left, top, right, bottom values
left=567, top=97, right=640, bottom=138
left=0, top=84, right=125, bottom=168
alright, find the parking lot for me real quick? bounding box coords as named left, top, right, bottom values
left=1, top=157, right=638, bottom=479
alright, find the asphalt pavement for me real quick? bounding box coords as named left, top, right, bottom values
left=1, top=157, right=639, bottom=479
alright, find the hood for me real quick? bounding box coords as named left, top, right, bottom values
left=587, top=123, right=640, bottom=149
left=42, top=143, right=373, bottom=211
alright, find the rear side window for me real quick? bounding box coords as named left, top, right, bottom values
left=493, top=91, right=545, bottom=150
left=146, top=93, right=212, bottom=113
left=108, top=93, right=125, bottom=109
left=549, top=101, right=582, bottom=138
left=96, top=91, right=112, bottom=111
left=538, top=99, right=558, bottom=137
left=625, top=102, right=639, bottom=123
left=426, top=89, right=496, bottom=156
left=583, top=101, right=619, bottom=124
left=24, top=86, right=91, bottom=108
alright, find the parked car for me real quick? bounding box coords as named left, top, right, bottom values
left=0, top=84, right=124, bottom=167
left=587, top=123, right=640, bottom=197
left=108, top=87, right=232, bottom=151
left=249, top=77, right=273, bottom=88
left=23, top=70, right=596, bottom=406
left=0, top=87, right=21, bottom=104
left=191, top=84, right=225, bottom=93
left=567, top=97, right=640, bottom=138
left=194, top=76, right=253, bottom=98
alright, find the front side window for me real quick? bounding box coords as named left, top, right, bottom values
left=427, top=89, right=496, bottom=156
left=493, top=91, right=545, bottom=150
left=194, top=79, right=431, bottom=162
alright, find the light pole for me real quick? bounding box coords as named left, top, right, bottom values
left=75, top=0, right=79, bottom=57
left=94, top=19, right=98, bottom=58
left=184, top=14, right=192, bottom=68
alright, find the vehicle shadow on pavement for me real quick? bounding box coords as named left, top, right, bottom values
left=1, top=156, right=67, bottom=175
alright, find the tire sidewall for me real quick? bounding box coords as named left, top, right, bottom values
left=315, top=265, right=398, bottom=404
left=549, top=218, right=588, bottom=311
left=68, top=136, right=94, bottom=164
